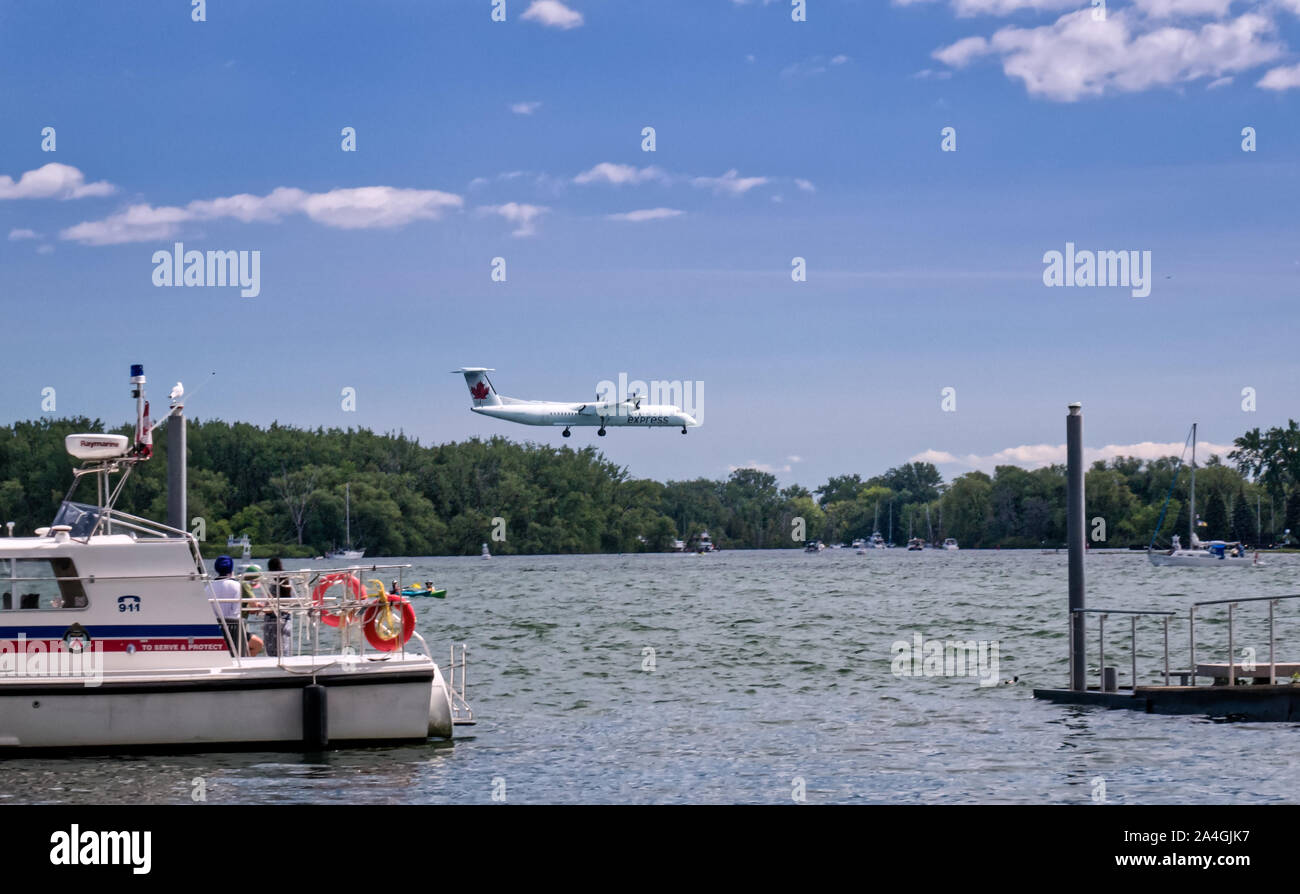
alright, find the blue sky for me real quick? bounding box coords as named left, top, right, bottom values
left=2, top=0, right=1298, bottom=488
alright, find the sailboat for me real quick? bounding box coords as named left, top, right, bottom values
left=868, top=503, right=886, bottom=549
left=325, top=482, right=365, bottom=560
left=1148, top=423, right=1256, bottom=568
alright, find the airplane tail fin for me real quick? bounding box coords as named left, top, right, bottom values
left=454, top=368, right=502, bottom=407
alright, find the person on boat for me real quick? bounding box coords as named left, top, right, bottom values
left=208, top=555, right=247, bottom=655
left=254, top=558, right=294, bottom=657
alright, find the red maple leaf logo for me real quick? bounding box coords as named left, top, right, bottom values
left=470, top=381, right=490, bottom=400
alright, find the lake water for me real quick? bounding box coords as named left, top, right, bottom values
left=3, top=549, right=1298, bottom=804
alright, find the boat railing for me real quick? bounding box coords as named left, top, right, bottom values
left=445, top=641, right=474, bottom=725
left=208, top=564, right=432, bottom=670
left=1070, top=607, right=1178, bottom=690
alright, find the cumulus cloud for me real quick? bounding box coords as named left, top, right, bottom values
left=8, top=228, right=40, bottom=240
left=894, top=0, right=1078, bottom=15
left=911, top=440, right=1234, bottom=473
left=521, top=1, right=584, bottom=29
left=691, top=169, right=769, bottom=196
left=478, top=202, right=548, bottom=236
left=0, top=163, right=115, bottom=200
left=510, top=101, right=542, bottom=115
left=61, top=185, right=463, bottom=245
left=606, top=208, right=684, bottom=222
left=932, top=8, right=1283, bottom=100
left=573, top=163, right=668, bottom=186
left=1258, top=61, right=1300, bottom=88
left=794, top=178, right=816, bottom=193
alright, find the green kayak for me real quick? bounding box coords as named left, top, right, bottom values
left=401, top=586, right=447, bottom=599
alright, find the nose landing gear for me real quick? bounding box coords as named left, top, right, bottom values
left=681, top=427, right=688, bottom=434
left=562, top=428, right=571, bottom=438
left=597, top=427, right=607, bottom=436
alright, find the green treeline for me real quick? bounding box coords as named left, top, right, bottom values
left=3, top=417, right=1300, bottom=554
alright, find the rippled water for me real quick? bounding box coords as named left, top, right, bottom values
left=3, top=549, right=1298, bottom=804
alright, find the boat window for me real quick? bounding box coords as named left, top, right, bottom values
left=0, top=557, right=88, bottom=610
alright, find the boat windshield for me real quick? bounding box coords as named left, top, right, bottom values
left=51, top=501, right=103, bottom=538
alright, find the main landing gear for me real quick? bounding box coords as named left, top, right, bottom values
left=597, top=427, right=607, bottom=436
left=681, top=427, right=688, bottom=434
left=562, top=428, right=571, bottom=437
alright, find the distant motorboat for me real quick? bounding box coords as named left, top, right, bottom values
left=942, top=538, right=959, bottom=551
left=907, top=537, right=925, bottom=551
left=481, top=542, right=491, bottom=559
left=868, top=531, right=886, bottom=549
left=227, top=533, right=252, bottom=562
left=693, top=531, right=716, bottom=553
left=804, top=540, right=824, bottom=553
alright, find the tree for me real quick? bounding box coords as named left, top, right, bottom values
left=1286, top=490, right=1300, bottom=543
left=1231, top=488, right=1255, bottom=545
left=1202, top=491, right=1228, bottom=541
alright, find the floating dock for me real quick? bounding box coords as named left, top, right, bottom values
left=1032, top=404, right=1300, bottom=722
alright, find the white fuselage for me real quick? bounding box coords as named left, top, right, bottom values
left=474, top=401, right=698, bottom=429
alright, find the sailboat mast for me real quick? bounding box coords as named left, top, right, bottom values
left=345, top=482, right=351, bottom=548
left=1189, top=423, right=1197, bottom=544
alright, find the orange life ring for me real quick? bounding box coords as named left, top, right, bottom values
left=361, top=595, right=416, bottom=651
left=311, top=573, right=363, bottom=628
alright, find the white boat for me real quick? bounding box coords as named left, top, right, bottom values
left=324, top=483, right=365, bottom=561
left=0, top=366, right=470, bottom=751
left=907, top=537, right=925, bottom=551
left=693, top=531, right=715, bottom=553
left=481, top=542, right=491, bottom=559
left=1148, top=424, right=1257, bottom=569
left=227, top=533, right=252, bottom=562
left=804, top=540, right=824, bottom=553
left=942, top=538, right=959, bottom=551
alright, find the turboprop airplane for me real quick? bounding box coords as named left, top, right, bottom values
left=454, top=368, right=700, bottom=437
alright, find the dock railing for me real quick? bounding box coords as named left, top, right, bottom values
left=1071, top=607, right=1177, bottom=691
left=1189, top=593, right=1300, bottom=686
left=1073, top=595, right=1300, bottom=690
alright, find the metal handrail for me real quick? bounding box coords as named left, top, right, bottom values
left=1188, top=594, right=1300, bottom=686
left=1072, top=607, right=1177, bottom=689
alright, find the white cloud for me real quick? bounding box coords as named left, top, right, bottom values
left=691, top=169, right=769, bottom=196
left=510, top=101, right=542, bottom=115
left=830, top=54, right=851, bottom=65
left=894, top=0, right=1079, bottom=15
left=933, top=9, right=1283, bottom=101
left=728, top=460, right=793, bottom=475
left=1133, top=0, right=1235, bottom=18
left=795, top=178, right=816, bottom=193
left=1207, top=75, right=1234, bottom=87
left=61, top=185, right=463, bottom=245
left=787, top=455, right=804, bottom=463
left=521, top=1, right=584, bottom=29
left=8, top=228, right=40, bottom=240
left=36, top=244, right=54, bottom=255
left=0, top=163, right=115, bottom=200
left=1258, top=61, right=1300, bottom=88
left=478, top=202, right=548, bottom=237
left=606, top=207, right=684, bottom=222
left=911, top=440, right=1234, bottom=473
left=573, top=162, right=667, bottom=186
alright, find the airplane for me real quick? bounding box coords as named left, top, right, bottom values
left=454, top=368, right=700, bottom=437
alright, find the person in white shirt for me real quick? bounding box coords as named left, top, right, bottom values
left=208, top=555, right=247, bottom=655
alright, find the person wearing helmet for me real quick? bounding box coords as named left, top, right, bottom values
left=207, top=555, right=247, bottom=655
